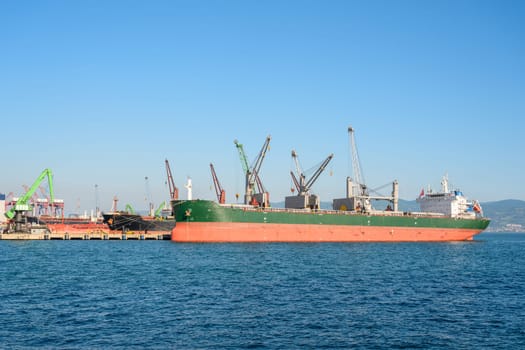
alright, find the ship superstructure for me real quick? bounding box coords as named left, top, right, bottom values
left=417, top=175, right=483, bottom=218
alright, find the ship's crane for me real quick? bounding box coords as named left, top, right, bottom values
left=234, top=140, right=264, bottom=194
left=234, top=136, right=271, bottom=207
left=154, top=201, right=166, bottom=217
left=210, top=163, right=226, bottom=204
left=234, top=140, right=250, bottom=177
left=165, top=159, right=178, bottom=200
left=348, top=126, right=368, bottom=197
left=5, top=168, right=54, bottom=220
left=285, top=150, right=333, bottom=209
left=234, top=137, right=259, bottom=204
left=290, top=150, right=333, bottom=196
left=332, top=126, right=399, bottom=212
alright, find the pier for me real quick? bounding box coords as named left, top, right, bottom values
left=0, top=232, right=171, bottom=240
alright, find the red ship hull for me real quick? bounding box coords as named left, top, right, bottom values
left=172, top=221, right=482, bottom=243
left=46, top=222, right=110, bottom=234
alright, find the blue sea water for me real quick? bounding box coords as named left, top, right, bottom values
left=1, top=233, right=524, bottom=349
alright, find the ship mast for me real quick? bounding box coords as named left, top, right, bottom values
left=441, top=174, right=449, bottom=193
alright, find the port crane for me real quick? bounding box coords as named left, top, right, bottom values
left=5, top=168, right=54, bottom=220
left=285, top=150, right=333, bottom=209
left=210, top=163, right=226, bottom=204
left=5, top=169, right=55, bottom=233
left=125, top=204, right=135, bottom=214
left=234, top=136, right=271, bottom=207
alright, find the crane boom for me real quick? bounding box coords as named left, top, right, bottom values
left=249, top=136, right=271, bottom=188
left=5, top=168, right=54, bottom=219
left=234, top=140, right=256, bottom=196
left=291, top=149, right=302, bottom=177
left=290, top=171, right=300, bottom=193
left=291, top=149, right=307, bottom=193
left=154, top=201, right=166, bottom=217
left=304, top=153, right=333, bottom=191
left=165, top=159, right=178, bottom=200
left=290, top=150, right=333, bottom=195
left=234, top=140, right=250, bottom=174
left=210, top=164, right=220, bottom=200
left=255, top=174, right=265, bottom=194
left=210, top=163, right=226, bottom=204
left=125, top=204, right=135, bottom=214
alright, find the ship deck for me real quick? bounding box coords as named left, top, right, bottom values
left=217, top=203, right=477, bottom=220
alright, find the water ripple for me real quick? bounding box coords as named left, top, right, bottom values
left=0, top=234, right=524, bottom=348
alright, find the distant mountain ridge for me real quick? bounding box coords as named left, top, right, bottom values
left=478, top=199, right=525, bottom=232
left=272, top=199, right=525, bottom=232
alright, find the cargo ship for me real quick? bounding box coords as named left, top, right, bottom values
left=102, top=212, right=175, bottom=233
left=170, top=130, right=490, bottom=242
left=170, top=198, right=489, bottom=242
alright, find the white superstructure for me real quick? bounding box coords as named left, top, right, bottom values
left=416, top=175, right=482, bottom=218
left=185, top=178, right=193, bottom=200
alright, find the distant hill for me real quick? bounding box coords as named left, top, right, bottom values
left=479, top=199, right=525, bottom=232
left=272, top=198, right=525, bottom=232
left=394, top=199, right=525, bottom=232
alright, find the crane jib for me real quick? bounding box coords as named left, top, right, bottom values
left=5, top=168, right=54, bottom=220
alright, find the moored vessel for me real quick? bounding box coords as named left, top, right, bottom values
left=36, top=215, right=109, bottom=234
left=170, top=199, right=489, bottom=242
left=102, top=212, right=175, bottom=233
left=170, top=128, right=490, bottom=243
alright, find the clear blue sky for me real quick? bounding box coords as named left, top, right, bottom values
left=1, top=0, right=524, bottom=213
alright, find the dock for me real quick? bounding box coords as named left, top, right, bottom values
left=0, top=232, right=171, bottom=240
